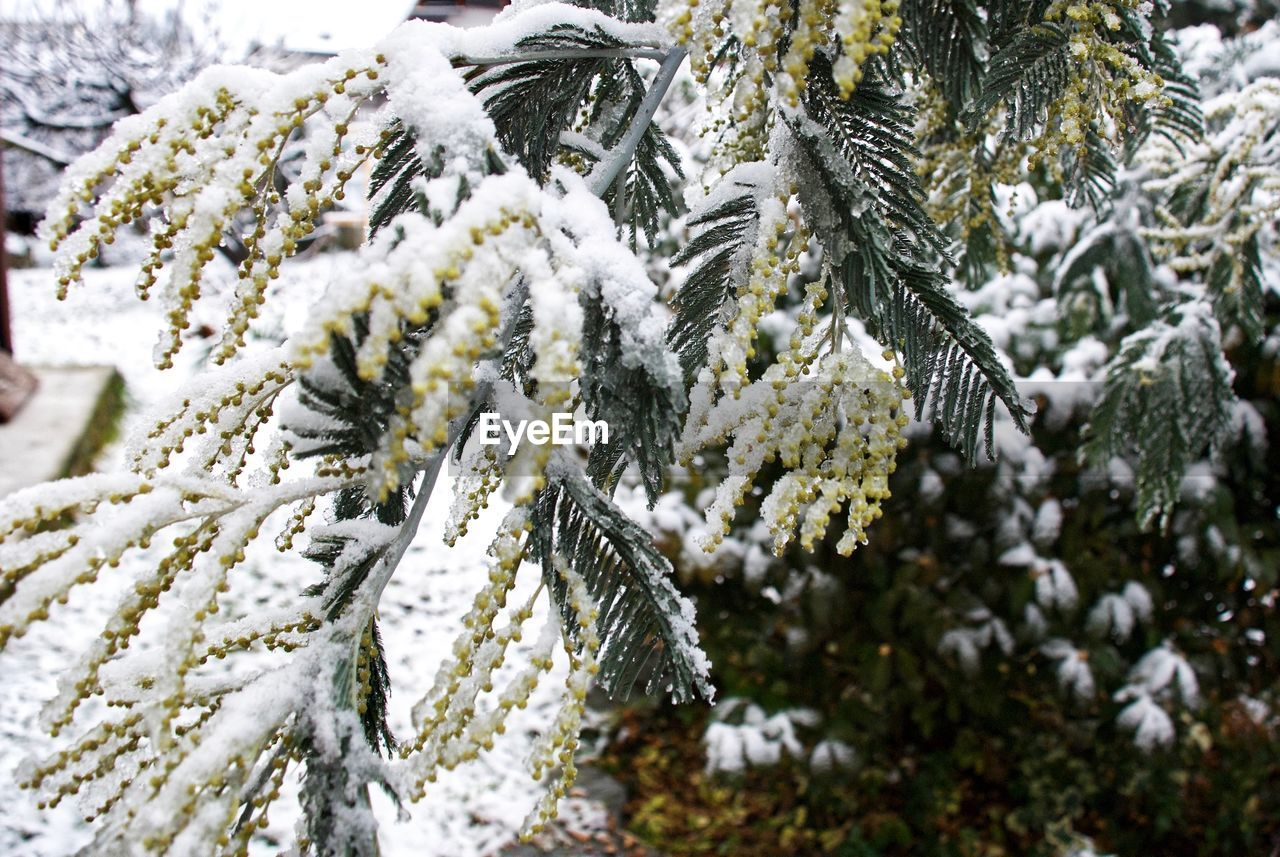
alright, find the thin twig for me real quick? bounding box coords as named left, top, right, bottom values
left=0, top=129, right=73, bottom=166
left=587, top=45, right=687, bottom=196
left=456, top=47, right=668, bottom=68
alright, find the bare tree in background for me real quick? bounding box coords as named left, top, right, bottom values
left=1, top=0, right=219, bottom=227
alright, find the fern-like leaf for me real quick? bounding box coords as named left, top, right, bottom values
left=1054, top=219, right=1159, bottom=331
left=900, top=0, right=987, bottom=117
left=971, top=22, right=1070, bottom=139
left=465, top=24, right=624, bottom=181
left=531, top=467, right=711, bottom=703
left=667, top=178, right=762, bottom=382
left=1082, top=300, right=1237, bottom=529
left=579, top=279, right=685, bottom=504
left=1143, top=35, right=1203, bottom=151
left=1061, top=124, right=1118, bottom=209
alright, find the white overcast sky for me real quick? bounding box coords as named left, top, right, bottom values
left=6, top=0, right=423, bottom=55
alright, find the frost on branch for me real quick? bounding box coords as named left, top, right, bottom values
left=4, top=6, right=712, bottom=853
left=1138, top=78, right=1280, bottom=340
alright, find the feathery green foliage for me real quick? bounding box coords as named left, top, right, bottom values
left=669, top=186, right=759, bottom=382
left=901, top=0, right=987, bottom=118
left=532, top=468, right=709, bottom=702
left=5, top=0, right=1267, bottom=853
left=1083, top=301, right=1237, bottom=528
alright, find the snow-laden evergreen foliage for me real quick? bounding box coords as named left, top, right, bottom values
left=0, top=0, right=1270, bottom=853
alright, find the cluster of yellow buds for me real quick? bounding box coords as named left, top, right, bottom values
left=39, top=53, right=392, bottom=370
left=1037, top=0, right=1167, bottom=164
left=213, top=103, right=393, bottom=365
left=20, top=711, right=145, bottom=811
left=913, top=102, right=1026, bottom=276
left=0, top=472, right=142, bottom=606
left=672, top=0, right=901, bottom=124
left=126, top=354, right=294, bottom=480
left=0, top=467, right=356, bottom=736
left=0, top=470, right=355, bottom=852
left=0, top=315, right=373, bottom=853
left=275, top=494, right=317, bottom=552
left=361, top=210, right=539, bottom=501
left=682, top=270, right=909, bottom=556
left=398, top=511, right=540, bottom=794
left=1140, top=79, right=1280, bottom=298
left=0, top=478, right=178, bottom=657
left=124, top=693, right=298, bottom=853
left=912, top=1, right=1166, bottom=266
left=446, top=445, right=505, bottom=545
left=507, top=269, right=587, bottom=504
left=683, top=180, right=805, bottom=441
left=265, top=150, right=587, bottom=508
left=200, top=613, right=322, bottom=666
left=519, top=554, right=600, bottom=839
left=393, top=513, right=602, bottom=841
left=829, top=0, right=901, bottom=97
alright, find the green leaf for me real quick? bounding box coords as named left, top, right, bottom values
left=600, top=122, right=684, bottom=249
left=570, top=0, right=658, bottom=23
left=797, top=56, right=948, bottom=258
left=900, top=0, right=987, bottom=117
left=368, top=120, right=506, bottom=234
left=464, top=23, right=624, bottom=181
left=579, top=276, right=685, bottom=504
left=1082, top=300, right=1237, bottom=529
left=1054, top=219, right=1159, bottom=330
left=972, top=23, right=1070, bottom=139
left=531, top=468, right=711, bottom=703
left=1061, top=124, right=1117, bottom=210
left=1126, top=31, right=1203, bottom=157
left=668, top=175, right=762, bottom=382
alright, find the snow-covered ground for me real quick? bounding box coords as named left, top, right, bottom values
left=2, top=252, right=573, bottom=856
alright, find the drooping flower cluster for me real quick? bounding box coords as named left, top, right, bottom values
left=40, top=59, right=390, bottom=368
left=0, top=468, right=351, bottom=850
left=681, top=265, right=909, bottom=556
left=394, top=513, right=601, bottom=836
left=670, top=157, right=910, bottom=557
left=670, top=0, right=901, bottom=165
left=684, top=167, right=804, bottom=399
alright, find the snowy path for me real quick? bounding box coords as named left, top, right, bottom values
left=2, top=257, right=569, bottom=856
